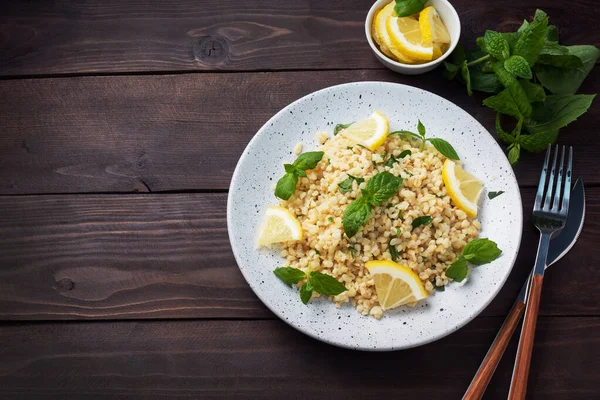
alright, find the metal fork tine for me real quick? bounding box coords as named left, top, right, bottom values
left=543, top=146, right=559, bottom=210
left=561, top=146, right=573, bottom=214
left=535, top=146, right=551, bottom=210
left=552, top=146, right=566, bottom=212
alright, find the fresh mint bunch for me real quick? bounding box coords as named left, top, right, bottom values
left=390, top=120, right=460, bottom=160
left=342, top=172, right=403, bottom=238
left=445, top=238, right=502, bottom=282
left=273, top=266, right=347, bottom=304
left=445, top=9, right=598, bottom=165
left=275, top=151, right=324, bottom=200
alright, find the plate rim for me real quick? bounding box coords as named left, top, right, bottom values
left=227, top=81, right=523, bottom=351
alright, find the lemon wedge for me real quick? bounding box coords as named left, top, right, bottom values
left=366, top=260, right=428, bottom=310
left=374, top=2, right=417, bottom=64
left=257, top=206, right=303, bottom=246
left=432, top=43, right=444, bottom=60
left=419, top=6, right=451, bottom=45
left=339, top=111, right=389, bottom=151
left=442, top=160, right=484, bottom=218
left=387, top=14, right=433, bottom=61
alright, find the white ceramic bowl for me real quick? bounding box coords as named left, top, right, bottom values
left=365, top=0, right=461, bottom=75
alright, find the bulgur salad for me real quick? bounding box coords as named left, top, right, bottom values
left=257, top=111, right=502, bottom=319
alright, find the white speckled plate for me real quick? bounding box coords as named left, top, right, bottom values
left=227, top=82, right=522, bottom=351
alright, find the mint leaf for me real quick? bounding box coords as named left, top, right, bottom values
left=393, top=0, right=427, bottom=17
left=338, top=174, right=364, bottom=193
left=488, top=191, right=505, bottom=200
left=293, top=151, right=324, bottom=170
left=274, top=267, right=306, bottom=286
left=342, top=197, right=372, bottom=238
left=537, top=42, right=583, bottom=69
left=520, top=80, right=546, bottom=103
left=427, top=138, right=460, bottom=160
left=502, top=32, right=521, bottom=53
left=535, top=45, right=600, bottom=94
left=483, top=88, right=525, bottom=119
left=504, top=55, right=532, bottom=79
left=417, top=120, right=426, bottom=137
left=446, top=256, right=469, bottom=282
left=495, top=113, right=517, bottom=145
left=524, top=94, right=595, bottom=134
left=385, top=150, right=411, bottom=167
left=364, top=172, right=403, bottom=206
left=462, top=238, right=502, bottom=265
left=461, top=61, right=472, bottom=96
left=470, top=70, right=502, bottom=93
left=546, top=25, right=559, bottom=42
left=492, top=62, right=532, bottom=117
left=484, top=30, right=511, bottom=60
left=518, top=130, right=559, bottom=152
left=444, top=62, right=459, bottom=80
left=275, top=173, right=299, bottom=200
left=334, top=122, right=354, bottom=136
left=389, top=239, right=399, bottom=262
left=300, top=282, right=313, bottom=304
left=412, top=215, right=433, bottom=230
left=309, top=272, right=346, bottom=296
left=513, top=9, right=548, bottom=66
left=507, top=144, right=520, bottom=165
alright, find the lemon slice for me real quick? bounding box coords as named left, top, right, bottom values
left=387, top=14, right=433, bottom=61
left=371, top=9, right=396, bottom=60
left=366, top=260, right=428, bottom=310
left=419, top=6, right=451, bottom=45
left=432, top=43, right=443, bottom=60
left=257, top=206, right=303, bottom=246
left=374, top=2, right=417, bottom=64
left=339, top=111, right=389, bottom=151
left=442, top=159, right=484, bottom=218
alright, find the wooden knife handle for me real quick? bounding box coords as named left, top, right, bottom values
left=508, top=275, right=544, bottom=400
left=463, top=301, right=526, bottom=400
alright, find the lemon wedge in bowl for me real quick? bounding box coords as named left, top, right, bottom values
left=374, top=2, right=417, bottom=64
left=257, top=206, right=303, bottom=246
left=339, top=111, right=389, bottom=151
left=419, top=6, right=451, bottom=45
left=442, top=159, right=484, bottom=218
left=386, top=14, right=433, bottom=61
left=366, top=260, right=428, bottom=310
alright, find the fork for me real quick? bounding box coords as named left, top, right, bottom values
left=508, top=145, right=573, bottom=399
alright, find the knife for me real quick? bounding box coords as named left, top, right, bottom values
left=463, top=177, right=585, bottom=400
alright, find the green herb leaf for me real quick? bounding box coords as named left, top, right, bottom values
left=293, top=151, right=324, bottom=170
left=502, top=32, right=521, bottom=53
left=363, top=172, right=403, bottom=206
left=461, top=61, right=473, bottom=96
left=462, top=238, right=502, bottom=265
left=488, top=191, right=505, bottom=200
left=537, top=42, right=583, bottom=69
left=495, top=113, right=516, bottom=145
left=412, top=215, right=433, bottom=230
left=513, top=9, right=548, bottom=66
left=309, top=272, right=347, bottom=296
left=518, top=130, right=559, bottom=152
left=491, top=63, right=532, bottom=117
left=300, top=282, right=313, bottom=304
left=535, top=45, right=600, bottom=94
left=434, top=283, right=445, bottom=291
left=484, top=30, right=511, bottom=60
left=389, top=239, right=399, bottom=262
left=342, top=197, right=372, bottom=238
left=504, top=55, right=532, bottom=79
left=524, top=94, right=595, bottom=134
left=446, top=256, right=469, bottom=282
left=334, top=122, right=354, bottom=136
left=393, top=0, right=427, bottom=17
left=348, top=245, right=358, bottom=258
left=427, top=138, right=460, bottom=160
left=274, top=267, right=306, bottom=285
left=507, top=144, right=521, bottom=165
left=545, top=25, right=559, bottom=42
left=470, top=70, right=503, bottom=93
left=275, top=173, right=299, bottom=200
left=444, top=62, right=459, bottom=80
left=519, top=80, right=546, bottom=103
left=385, top=150, right=411, bottom=167
left=327, top=216, right=334, bottom=223
left=389, top=130, right=422, bottom=141
left=483, top=88, right=526, bottom=119
left=338, top=174, right=365, bottom=193
left=417, top=120, right=426, bottom=137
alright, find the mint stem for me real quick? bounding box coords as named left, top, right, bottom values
left=466, top=54, right=491, bottom=67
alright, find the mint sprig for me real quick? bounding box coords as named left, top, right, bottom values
left=275, top=151, right=324, bottom=200
left=273, top=266, right=346, bottom=305
left=338, top=174, right=364, bottom=193
left=445, top=238, right=502, bottom=282
left=342, top=172, right=403, bottom=238
left=390, top=120, right=459, bottom=160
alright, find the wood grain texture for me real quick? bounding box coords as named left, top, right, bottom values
left=0, top=188, right=598, bottom=321
left=1, top=0, right=599, bottom=75
left=464, top=301, right=526, bottom=400
left=0, top=70, right=598, bottom=194
left=0, top=317, right=598, bottom=399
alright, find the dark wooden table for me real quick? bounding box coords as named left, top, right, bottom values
left=0, top=1, right=598, bottom=398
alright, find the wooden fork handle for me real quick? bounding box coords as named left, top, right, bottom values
left=463, top=300, right=526, bottom=400
left=508, top=274, right=544, bottom=400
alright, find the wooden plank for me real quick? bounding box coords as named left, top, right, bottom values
left=0, top=317, right=597, bottom=399
left=0, top=71, right=598, bottom=194
left=0, top=188, right=598, bottom=321
left=1, top=0, right=599, bottom=75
